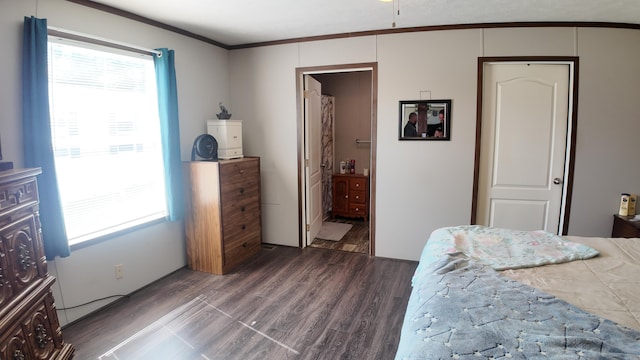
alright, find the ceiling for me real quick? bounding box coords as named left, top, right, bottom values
left=87, top=0, right=640, bottom=47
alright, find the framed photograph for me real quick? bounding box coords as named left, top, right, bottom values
left=398, top=99, right=451, bottom=141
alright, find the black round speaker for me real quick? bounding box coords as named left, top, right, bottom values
left=191, top=134, right=218, bottom=161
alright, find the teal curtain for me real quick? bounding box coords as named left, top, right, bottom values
left=22, top=17, right=70, bottom=259
left=154, top=48, right=184, bottom=221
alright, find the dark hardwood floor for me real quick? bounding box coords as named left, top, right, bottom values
left=310, top=218, right=369, bottom=254
left=62, top=245, right=417, bottom=359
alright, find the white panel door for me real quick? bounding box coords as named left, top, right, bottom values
left=477, top=62, right=570, bottom=233
left=304, top=75, right=323, bottom=245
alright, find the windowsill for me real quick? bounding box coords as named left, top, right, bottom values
left=68, top=217, right=169, bottom=253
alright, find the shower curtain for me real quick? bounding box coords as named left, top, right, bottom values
left=321, top=95, right=335, bottom=219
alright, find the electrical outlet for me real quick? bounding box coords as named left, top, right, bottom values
left=115, top=264, right=124, bottom=279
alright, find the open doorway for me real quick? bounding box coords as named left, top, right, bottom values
left=296, top=63, right=378, bottom=255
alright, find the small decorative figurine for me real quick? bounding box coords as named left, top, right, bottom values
left=216, top=102, right=232, bottom=120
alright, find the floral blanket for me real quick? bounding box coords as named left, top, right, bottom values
left=416, top=225, right=599, bottom=271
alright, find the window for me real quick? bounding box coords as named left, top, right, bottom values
left=47, top=37, right=167, bottom=245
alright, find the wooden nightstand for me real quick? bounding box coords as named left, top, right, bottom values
left=611, top=214, right=640, bottom=238
left=332, top=174, right=369, bottom=220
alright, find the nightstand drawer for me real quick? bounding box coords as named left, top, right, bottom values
left=350, top=190, right=366, bottom=205
left=349, top=204, right=367, bottom=216
left=349, top=177, right=367, bottom=191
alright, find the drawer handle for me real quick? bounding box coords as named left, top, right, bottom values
left=18, top=243, right=32, bottom=271
left=355, top=208, right=359, bottom=212
left=345, top=195, right=348, bottom=199
left=35, top=324, right=50, bottom=349
left=355, top=183, right=360, bottom=188
left=242, top=242, right=248, bottom=248
left=239, top=169, right=245, bottom=174
left=12, top=349, right=26, bottom=360
left=241, top=224, right=246, bottom=230
left=15, top=189, right=24, bottom=203
left=355, top=195, right=360, bottom=200
left=240, top=188, right=245, bottom=194
left=241, top=206, right=245, bottom=212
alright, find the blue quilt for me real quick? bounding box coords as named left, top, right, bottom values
left=395, top=227, right=640, bottom=360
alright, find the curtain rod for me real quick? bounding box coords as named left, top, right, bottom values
left=47, top=26, right=162, bottom=57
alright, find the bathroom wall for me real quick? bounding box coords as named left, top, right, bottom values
left=313, top=71, right=372, bottom=175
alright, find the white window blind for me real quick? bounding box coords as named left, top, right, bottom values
left=47, top=37, right=167, bottom=245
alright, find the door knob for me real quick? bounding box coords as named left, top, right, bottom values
left=553, top=178, right=562, bottom=185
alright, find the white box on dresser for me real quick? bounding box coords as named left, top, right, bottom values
left=207, top=119, right=243, bottom=159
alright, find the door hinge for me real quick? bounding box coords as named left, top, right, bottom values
left=306, top=224, right=310, bottom=231
left=305, top=159, right=309, bottom=167
left=303, top=90, right=310, bottom=99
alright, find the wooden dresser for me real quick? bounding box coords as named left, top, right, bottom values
left=0, top=168, right=74, bottom=359
left=332, top=174, right=369, bottom=219
left=183, top=157, right=262, bottom=275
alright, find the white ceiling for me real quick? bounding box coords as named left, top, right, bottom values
left=89, top=0, right=640, bottom=47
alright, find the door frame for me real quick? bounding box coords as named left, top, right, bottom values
left=295, top=62, right=378, bottom=255
left=471, top=57, right=579, bottom=235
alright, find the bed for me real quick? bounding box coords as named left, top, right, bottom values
left=394, top=225, right=640, bottom=359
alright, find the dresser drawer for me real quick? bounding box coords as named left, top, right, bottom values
left=219, top=159, right=258, bottom=182
left=0, top=319, right=30, bottom=359
left=1, top=214, right=46, bottom=297
left=223, top=230, right=261, bottom=269
left=222, top=212, right=260, bottom=242
left=0, top=177, right=39, bottom=226
left=224, top=226, right=260, bottom=251
left=0, top=286, right=64, bottom=360
left=222, top=194, right=260, bottom=218
left=0, top=240, right=14, bottom=309
left=224, top=242, right=260, bottom=271
left=219, top=181, right=259, bottom=205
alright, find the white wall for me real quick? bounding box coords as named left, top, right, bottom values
left=229, top=27, right=640, bottom=261
left=569, top=27, right=640, bottom=235
left=228, top=43, right=301, bottom=247
left=0, top=0, right=230, bottom=325
left=375, top=30, right=480, bottom=259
